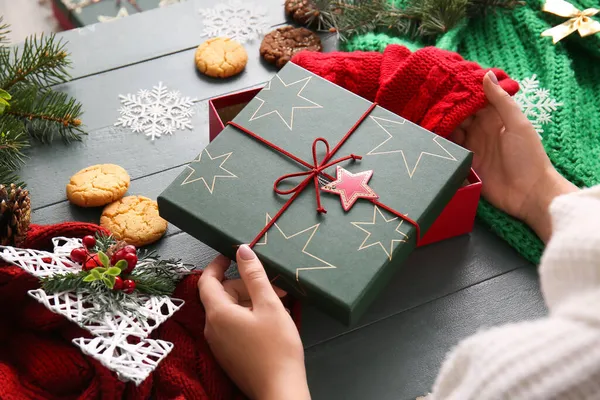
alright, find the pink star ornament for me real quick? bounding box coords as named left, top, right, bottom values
left=321, top=166, right=379, bottom=211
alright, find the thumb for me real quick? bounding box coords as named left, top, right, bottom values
left=483, top=71, right=530, bottom=131
left=236, top=245, right=280, bottom=307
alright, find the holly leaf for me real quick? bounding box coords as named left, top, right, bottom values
left=113, top=260, right=127, bottom=272
left=103, top=275, right=116, bottom=289
left=0, top=89, right=11, bottom=101
left=83, top=274, right=96, bottom=282
left=106, top=267, right=121, bottom=276
left=0, top=99, right=9, bottom=115
left=97, top=251, right=110, bottom=268
left=90, top=269, right=102, bottom=280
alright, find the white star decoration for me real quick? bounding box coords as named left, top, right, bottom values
left=98, top=7, right=129, bottom=23
left=367, top=116, right=457, bottom=178
left=351, top=205, right=410, bottom=260
left=0, top=237, right=188, bottom=386
left=256, top=214, right=336, bottom=294
left=249, top=76, right=322, bottom=130
left=180, top=149, right=237, bottom=193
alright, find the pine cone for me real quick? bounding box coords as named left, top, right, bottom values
left=285, top=0, right=319, bottom=26
left=0, top=184, right=31, bottom=246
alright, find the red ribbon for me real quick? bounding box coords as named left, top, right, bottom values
left=227, top=102, right=421, bottom=249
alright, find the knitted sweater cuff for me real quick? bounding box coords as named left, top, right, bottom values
left=293, top=45, right=519, bottom=138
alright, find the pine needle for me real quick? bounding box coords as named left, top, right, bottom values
left=309, top=0, right=522, bottom=42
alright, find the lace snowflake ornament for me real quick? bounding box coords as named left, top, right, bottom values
left=115, top=82, right=197, bottom=141
left=199, top=0, right=269, bottom=43
left=514, top=75, right=563, bottom=139
left=0, top=237, right=188, bottom=385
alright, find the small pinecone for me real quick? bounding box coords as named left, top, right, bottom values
left=0, top=184, right=31, bottom=246
left=285, top=0, right=319, bottom=26
left=106, top=240, right=129, bottom=258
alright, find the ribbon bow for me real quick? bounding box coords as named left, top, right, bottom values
left=273, top=138, right=362, bottom=214
left=541, top=0, right=600, bottom=44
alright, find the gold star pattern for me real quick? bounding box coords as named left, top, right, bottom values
left=351, top=205, right=410, bottom=261
left=249, top=75, right=323, bottom=130
left=255, top=214, right=336, bottom=294
left=180, top=149, right=237, bottom=193
left=98, top=7, right=129, bottom=23
left=367, top=116, right=457, bottom=178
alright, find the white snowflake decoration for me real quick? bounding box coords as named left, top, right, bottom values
left=115, top=82, right=197, bottom=141
left=199, top=0, right=269, bottom=44
left=0, top=237, right=190, bottom=386
left=514, top=74, right=563, bottom=139
left=159, top=0, right=183, bottom=6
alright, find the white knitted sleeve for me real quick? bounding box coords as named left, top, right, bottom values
left=428, top=186, right=600, bottom=400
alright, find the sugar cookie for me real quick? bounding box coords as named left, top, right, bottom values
left=195, top=37, right=248, bottom=78
left=100, top=195, right=167, bottom=247
left=66, top=164, right=130, bottom=207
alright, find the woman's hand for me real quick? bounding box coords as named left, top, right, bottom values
left=451, top=71, right=577, bottom=242
left=198, top=245, right=310, bottom=400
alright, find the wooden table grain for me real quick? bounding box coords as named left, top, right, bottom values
left=27, top=2, right=548, bottom=398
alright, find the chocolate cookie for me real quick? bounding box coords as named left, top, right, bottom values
left=260, top=26, right=322, bottom=69
left=285, top=0, right=319, bottom=25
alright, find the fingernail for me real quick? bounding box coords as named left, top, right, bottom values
left=238, top=244, right=256, bottom=261
left=487, top=70, right=499, bottom=85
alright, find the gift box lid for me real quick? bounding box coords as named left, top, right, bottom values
left=158, top=62, right=472, bottom=325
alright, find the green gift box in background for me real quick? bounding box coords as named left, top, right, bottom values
left=158, top=62, right=472, bottom=325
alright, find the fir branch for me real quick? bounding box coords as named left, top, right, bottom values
left=92, top=232, right=118, bottom=254
left=6, top=84, right=84, bottom=143
left=0, top=17, right=10, bottom=46
left=0, top=114, right=28, bottom=186
left=310, top=0, right=522, bottom=42
left=0, top=33, right=71, bottom=91
left=41, top=271, right=87, bottom=292
left=409, top=0, right=470, bottom=37
left=131, top=257, right=192, bottom=296
left=41, top=271, right=146, bottom=322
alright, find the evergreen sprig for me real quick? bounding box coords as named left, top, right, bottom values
left=0, top=33, right=71, bottom=90
left=40, top=233, right=192, bottom=321
left=309, top=0, right=523, bottom=42
left=0, top=17, right=85, bottom=186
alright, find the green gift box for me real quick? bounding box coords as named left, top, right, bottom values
left=158, top=62, right=472, bottom=325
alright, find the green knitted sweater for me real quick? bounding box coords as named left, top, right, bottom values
left=345, top=0, right=600, bottom=264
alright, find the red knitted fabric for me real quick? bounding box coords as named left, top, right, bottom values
left=0, top=223, right=304, bottom=399
left=291, top=45, right=519, bottom=138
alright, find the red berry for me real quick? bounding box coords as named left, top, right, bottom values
left=122, top=279, right=136, bottom=294
left=83, top=254, right=102, bottom=271
left=82, top=235, right=96, bottom=249
left=123, top=253, right=138, bottom=274
left=113, top=276, right=124, bottom=291
left=70, top=247, right=88, bottom=263
left=123, top=245, right=137, bottom=255
left=111, top=249, right=127, bottom=266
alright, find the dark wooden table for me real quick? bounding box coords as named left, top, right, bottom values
left=26, top=1, right=548, bottom=398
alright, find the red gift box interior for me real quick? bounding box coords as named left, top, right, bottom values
left=208, top=88, right=482, bottom=247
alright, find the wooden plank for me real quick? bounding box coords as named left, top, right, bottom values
left=304, top=267, right=547, bottom=400
left=58, top=0, right=289, bottom=79
left=147, top=230, right=219, bottom=269
left=31, top=165, right=186, bottom=231
left=300, top=222, right=532, bottom=347
left=22, top=33, right=338, bottom=209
